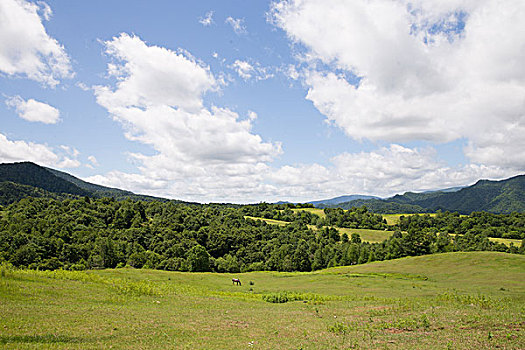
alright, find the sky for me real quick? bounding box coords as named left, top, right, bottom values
left=0, top=0, right=524, bottom=203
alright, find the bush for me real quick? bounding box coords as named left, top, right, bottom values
left=243, top=261, right=266, bottom=272
left=38, top=257, right=63, bottom=271
left=262, top=291, right=330, bottom=304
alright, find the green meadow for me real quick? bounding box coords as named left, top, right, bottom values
left=336, top=227, right=393, bottom=243
left=292, top=208, right=327, bottom=218
left=1, top=252, right=524, bottom=349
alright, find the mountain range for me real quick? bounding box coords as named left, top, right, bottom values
left=0, top=161, right=524, bottom=214
left=315, top=175, right=525, bottom=214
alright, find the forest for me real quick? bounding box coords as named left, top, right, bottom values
left=0, top=197, right=523, bottom=273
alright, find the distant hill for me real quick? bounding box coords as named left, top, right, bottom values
left=309, top=194, right=379, bottom=207
left=421, top=186, right=464, bottom=194
left=0, top=162, right=181, bottom=205
left=45, top=167, right=172, bottom=202
left=331, top=175, right=525, bottom=214
left=0, top=162, right=90, bottom=198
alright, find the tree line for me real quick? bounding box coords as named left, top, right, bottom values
left=0, top=198, right=523, bottom=272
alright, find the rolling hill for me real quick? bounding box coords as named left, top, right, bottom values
left=1, top=252, right=523, bottom=349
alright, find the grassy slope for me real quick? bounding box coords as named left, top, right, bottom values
left=1, top=252, right=524, bottom=349
left=292, top=208, right=326, bottom=217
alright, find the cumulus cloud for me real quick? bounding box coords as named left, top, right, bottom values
left=267, top=144, right=515, bottom=202
left=270, top=0, right=525, bottom=170
left=57, top=157, right=81, bottom=168
left=199, top=11, right=214, bottom=26
left=225, top=16, right=247, bottom=34
left=0, top=132, right=80, bottom=168
left=5, top=95, right=60, bottom=124
left=0, top=0, right=73, bottom=86
left=92, top=33, right=281, bottom=202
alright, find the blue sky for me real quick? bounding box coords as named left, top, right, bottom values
left=0, top=0, right=523, bottom=203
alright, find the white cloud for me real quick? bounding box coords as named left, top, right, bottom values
left=75, top=81, right=90, bottom=91
left=87, top=155, right=98, bottom=166
left=0, top=0, right=73, bottom=86
left=232, top=60, right=254, bottom=80
left=59, top=145, right=79, bottom=157
left=5, top=95, right=60, bottom=124
left=0, top=132, right=80, bottom=168
left=96, top=33, right=216, bottom=112
left=267, top=144, right=516, bottom=201
left=225, top=16, right=247, bottom=34
left=230, top=60, right=274, bottom=81
left=199, top=11, right=214, bottom=26
left=36, top=1, right=51, bottom=20
left=93, top=33, right=281, bottom=202
left=86, top=171, right=168, bottom=192
left=57, top=157, right=81, bottom=168
left=270, top=0, right=525, bottom=170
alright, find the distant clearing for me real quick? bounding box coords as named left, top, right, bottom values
left=448, top=234, right=522, bottom=247
left=244, top=216, right=288, bottom=226
left=292, top=208, right=326, bottom=217
left=336, top=227, right=393, bottom=243
left=1, top=252, right=523, bottom=349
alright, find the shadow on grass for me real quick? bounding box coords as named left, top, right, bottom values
left=0, top=334, right=114, bottom=344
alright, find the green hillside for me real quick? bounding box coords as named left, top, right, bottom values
left=0, top=162, right=90, bottom=199
left=1, top=252, right=523, bottom=349
left=0, top=181, right=70, bottom=205
left=333, top=175, right=525, bottom=214
left=420, top=176, right=525, bottom=213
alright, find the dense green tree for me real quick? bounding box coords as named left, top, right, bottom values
left=187, top=244, right=210, bottom=272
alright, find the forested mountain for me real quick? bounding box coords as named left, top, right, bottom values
left=0, top=162, right=91, bottom=198
left=0, top=181, right=72, bottom=205
left=329, top=175, right=525, bottom=214
left=0, top=162, right=183, bottom=205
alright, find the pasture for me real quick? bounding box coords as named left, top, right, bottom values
left=292, top=208, right=326, bottom=218
left=1, top=252, right=524, bottom=349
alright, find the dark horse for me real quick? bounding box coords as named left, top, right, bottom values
left=232, top=278, right=241, bottom=286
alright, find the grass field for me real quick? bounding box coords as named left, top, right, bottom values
left=292, top=208, right=326, bottom=218
left=244, top=216, right=289, bottom=226
left=382, top=213, right=439, bottom=225
left=336, top=227, right=394, bottom=243
left=1, top=252, right=523, bottom=349
left=447, top=234, right=522, bottom=248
